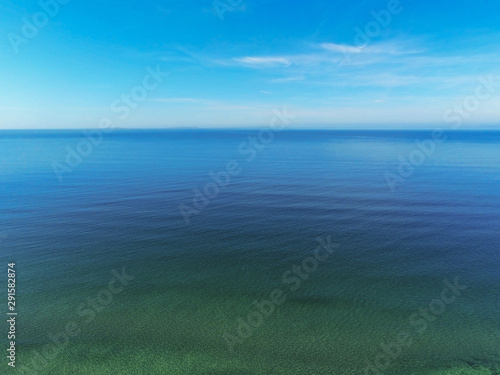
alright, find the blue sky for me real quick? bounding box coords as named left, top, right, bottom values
left=1, top=0, right=500, bottom=129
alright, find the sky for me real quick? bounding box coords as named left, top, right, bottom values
left=1, top=0, right=500, bottom=129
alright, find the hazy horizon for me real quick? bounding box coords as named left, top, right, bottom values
left=2, top=126, right=500, bottom=131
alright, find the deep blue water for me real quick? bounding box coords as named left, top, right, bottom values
left=0, top=130, right=499, bottom=374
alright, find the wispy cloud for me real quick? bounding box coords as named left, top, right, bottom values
left=271, top=76, right=306, bottom=83
left=209, top=38, right=500, bottom=94
left=233, top=56, right=292, bottom=67
left=320, top=43, right=363, bottom=54
left=149, top=97, right=199, bottom=103
left=220, top=39, right=424, bottom=74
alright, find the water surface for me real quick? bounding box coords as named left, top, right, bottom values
left=1, top=130, right=499, bottom=374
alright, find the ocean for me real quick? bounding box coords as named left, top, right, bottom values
left=1, top=129, right=499, bottom=374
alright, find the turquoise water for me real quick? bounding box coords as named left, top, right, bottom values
left=0, top=130, right=499, bottom=374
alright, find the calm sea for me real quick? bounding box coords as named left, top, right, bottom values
left=0, top=130, right=499, bottom=374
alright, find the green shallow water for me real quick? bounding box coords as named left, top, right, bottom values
left=17, top=278, right=500, bottom=374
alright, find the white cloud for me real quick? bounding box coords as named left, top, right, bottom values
left=271, top=76, right=306, bottom=83
left=232, top=56, right=292, bottom=67
left=149, top=98, right=199, bottom=103
left=320, top=43, right=363, bottom=54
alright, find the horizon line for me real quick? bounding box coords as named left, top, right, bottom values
left=1, top=127, right=500, bottom=132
